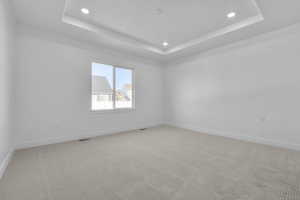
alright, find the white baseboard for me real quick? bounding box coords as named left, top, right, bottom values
left=167, top=122, right=300, bottom=151
left=0, top=149, right=14, bottom=179
left=15, top=121, right=300, bottom=153
left=15, top=123, right=163, bottom=150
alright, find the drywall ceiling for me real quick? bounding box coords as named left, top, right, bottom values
left=63, top=0, right=262, bottom=54
left=12, top=0, right=300, bottom=63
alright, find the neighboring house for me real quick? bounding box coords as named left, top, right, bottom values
left=92, top=76, right=132, bottom=102
left=122, top=84, right=132, bottom=100
left=116, top=90, right=129, bottom=101
left=116, top=84, right=132, bottom=101
left=92, top=76, right=113, bottom=101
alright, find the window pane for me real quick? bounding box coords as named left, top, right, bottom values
left=92, top=63, right=113, bottom=110
left=115, top=67, right=133, bottom=108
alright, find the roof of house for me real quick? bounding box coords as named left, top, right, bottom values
left=92, top=76, right=112, bottom=95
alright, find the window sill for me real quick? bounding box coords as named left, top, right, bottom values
left=90, top=108, right=136, bottom=114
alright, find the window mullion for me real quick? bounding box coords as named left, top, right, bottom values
left=113, top=66, right=116, bottom=109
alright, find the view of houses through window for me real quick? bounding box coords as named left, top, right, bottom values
left=92, top=63, right=133, bottom=110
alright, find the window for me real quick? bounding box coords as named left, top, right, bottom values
left=91, top=62, right=134, bottom=111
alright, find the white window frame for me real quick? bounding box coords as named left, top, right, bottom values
left=91, top=62, right=135, bottom=112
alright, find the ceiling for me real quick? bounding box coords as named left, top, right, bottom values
left=12, top=0, right=300, bottom=63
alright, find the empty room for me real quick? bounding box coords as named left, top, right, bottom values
left=1, top=0, right=300, bottom=199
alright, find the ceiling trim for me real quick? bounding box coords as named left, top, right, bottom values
left=62, top=15, right=164, bottom=54
left=167, top=14, right=264, bottom=54
left=62, top=0, right=264, bottom=56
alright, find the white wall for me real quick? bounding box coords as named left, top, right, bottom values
left=14, top=26, right=164, bottom=149
left=165, top=23, right=300, bottom=150
left=0, top=0, right=14, bottom=172
left=13, top=18, right=300, bottom=151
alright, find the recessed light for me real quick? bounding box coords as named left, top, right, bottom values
left=163, top=42, right=169, bottom=47
left=81, top=8, right=90, bottom=15
left=227, top=12, right=236, bottom=19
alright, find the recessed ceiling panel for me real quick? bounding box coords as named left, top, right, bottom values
left=63, top=0, right=263, bottom=54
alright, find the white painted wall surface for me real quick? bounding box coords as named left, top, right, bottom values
left=14, top=26, right=164, bottom=149
left=165, top=24, right=300, bottom=150
left=0, top=0, right=14, bottom=173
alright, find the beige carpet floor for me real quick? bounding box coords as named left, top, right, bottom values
left=1, top=126, right=300, bottom=200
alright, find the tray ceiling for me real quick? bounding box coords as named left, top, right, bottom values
left=12, top=0, right=300, bottom=63
left=63, top=0, right=263, bottom=55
